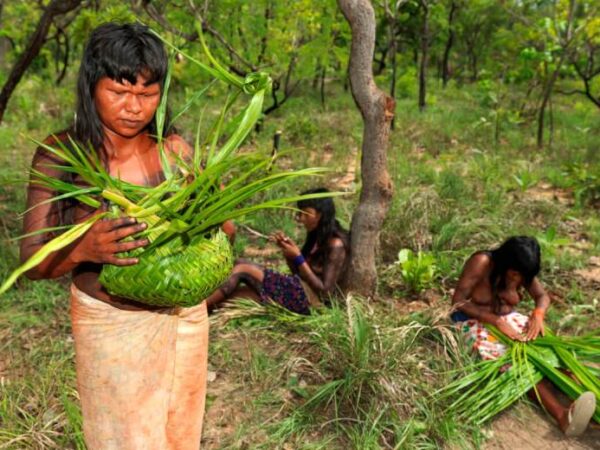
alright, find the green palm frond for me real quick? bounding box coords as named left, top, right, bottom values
left=436, top=324, right=600, bottom=425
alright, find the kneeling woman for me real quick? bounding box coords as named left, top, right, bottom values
left=451, top=236, right=596, bottom=436
left=206, top=188, right=349, bottom=314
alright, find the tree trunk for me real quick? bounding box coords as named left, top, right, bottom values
left=0, top=1, right=10, bottom=70
left=0, top=0, right=82, bottom=123
left=386, top=0, right=398, bottom=129
left=537, top=63, right=563, bottom=148
left=257, top=1, right=272, bottom=66
left=441, top=0, right=457, bottom=88
left=418, top=0, right=429, bottom=111
left=537, top=0, right=576, bottom=148
left=320, top=65, right=326, bottom=107
left=469, top=49, right=478, bottom=82
left=338, top=0, right=394, bottom=297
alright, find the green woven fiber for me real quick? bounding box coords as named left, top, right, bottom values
left=99, top=230, right=233, bottom=307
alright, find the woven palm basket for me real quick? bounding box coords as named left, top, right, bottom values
left=99, top=230, right=233, bottom=307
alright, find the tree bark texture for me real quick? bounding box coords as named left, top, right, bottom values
left=338, top=0, right=394, bottom=297
left=0, top=0, right=82, bottom=123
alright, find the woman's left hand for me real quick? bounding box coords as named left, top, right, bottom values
left=525, top=309, right=545, bottom=341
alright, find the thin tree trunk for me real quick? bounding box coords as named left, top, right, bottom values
left=263, top=55, right=298, bottom=115
left=320, top=65, right=326, bottom=107
left=418, top=0, right=429, bottom=111
left=442, top=0, right=457, bottom=88
left=0, top=1, right=9, bottom=69
left=385, top=0, right=398, bottom=129
left=0, top=0, right=82, bottom=123
left=54, top=26, right=70, bottom=85
left=537, top=0, right=576, bottom=148
left=338, top=0, right=395, bottom=297
left=257, top=1, right=272, bottom=66
left=469, top=51, right=478, bottom=82
left=549, top=95, right=554, bottom=148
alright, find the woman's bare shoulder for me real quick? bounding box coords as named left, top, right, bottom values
left=164, top=134, right=193, bottom=160
left=32, top=130, right=73, bottom=167
left=462, top=251, right=492, bottom=275
left=327, top=237, right=346, bottom=249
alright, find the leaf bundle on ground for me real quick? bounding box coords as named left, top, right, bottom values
left=436, top=324, right=600, bottom=425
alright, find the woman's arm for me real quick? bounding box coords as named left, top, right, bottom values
left=20, top=145, right=82, bottom=279
left=524, top=277, right=550, bottom=340
left=297, top=239, right=346, bottom=295
left=452, top=253, right=502, bottom=326
left=20, top=142, right=148, bottom=280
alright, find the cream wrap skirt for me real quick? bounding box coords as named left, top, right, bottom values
left=70, top=284, right=209, bottom=450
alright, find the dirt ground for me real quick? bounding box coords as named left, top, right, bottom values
left=488, top=409, right=600, bottom=450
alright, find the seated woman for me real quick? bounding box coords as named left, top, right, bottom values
left=206, top=188, right=349, bottom=315
left=451, top=236, right=596, bottom=436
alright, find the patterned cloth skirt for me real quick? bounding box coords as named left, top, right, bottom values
left=258, top=269, right=311, bottom=315
left=453, top=311, right=529, bottom=360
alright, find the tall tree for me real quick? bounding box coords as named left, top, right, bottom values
left=380, top=0, right=407, bottom=128
left=536, top=0, right=578, bottom=148
left=338, top=0, right=395, bottom=297
left=441, top=0, right=458, bottom=87
left=0, top=0, right=83, bottom=123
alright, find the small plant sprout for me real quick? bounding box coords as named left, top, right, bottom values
left=395, top=248, right=437, bottom=294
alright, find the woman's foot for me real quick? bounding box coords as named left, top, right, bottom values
left=560, top=391, right=596, bottom=437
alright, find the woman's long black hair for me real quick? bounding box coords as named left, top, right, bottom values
left=74, top=22, right=171, bottom=152
left=297, top=188, right=349, bottom=263
left=488, top=236, right=541, bottom=314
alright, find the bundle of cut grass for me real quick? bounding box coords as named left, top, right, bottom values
left=436, top=324, right=600, bottom=425
left=0, top=26, right=336, bottom=306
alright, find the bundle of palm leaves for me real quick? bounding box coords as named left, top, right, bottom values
left=436, top=324, right=600, bottom=425
left=0, top=26, right=335, bottom=306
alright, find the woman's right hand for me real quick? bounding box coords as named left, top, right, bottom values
left=71, top=216, right=149, bottom=266
left=495, top=316, right=525, bottom=341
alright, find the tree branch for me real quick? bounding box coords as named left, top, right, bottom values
left=139, top=0, right=257, bottom=72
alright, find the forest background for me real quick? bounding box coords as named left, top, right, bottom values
left=0, top=0, right=599, bottom=448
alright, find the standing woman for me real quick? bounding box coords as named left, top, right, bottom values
left=20, top=24, right=211, bottom=449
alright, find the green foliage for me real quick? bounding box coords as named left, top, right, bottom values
left=566, top=163, right=600, bottom=207
left=1, top=2, right=600, bottom=447
left=393, top=248, right=437, bottom=294
left=513, top=169, right=539, bottom=192
left=437, top=325, right=600, bottom=425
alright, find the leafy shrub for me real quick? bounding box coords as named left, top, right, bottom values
left=394, top=248, right=437, bottom=294
left=567, top=163, right=600, bottom=207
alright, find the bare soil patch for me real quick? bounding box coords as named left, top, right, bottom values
left=526, top=182, right=573, bottom=206
left=487, top=407, right=600, bottom=450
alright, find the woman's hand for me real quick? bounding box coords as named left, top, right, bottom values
left=270, top=231, right=301, bottom=259
left=71, top=216, right=148, bottom=266
left=525, top=309, right=545, bottom=341
left=495, top=316, right=525, bottom=341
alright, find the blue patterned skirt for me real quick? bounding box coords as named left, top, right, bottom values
left=258, top=269, right=310, bottom=315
